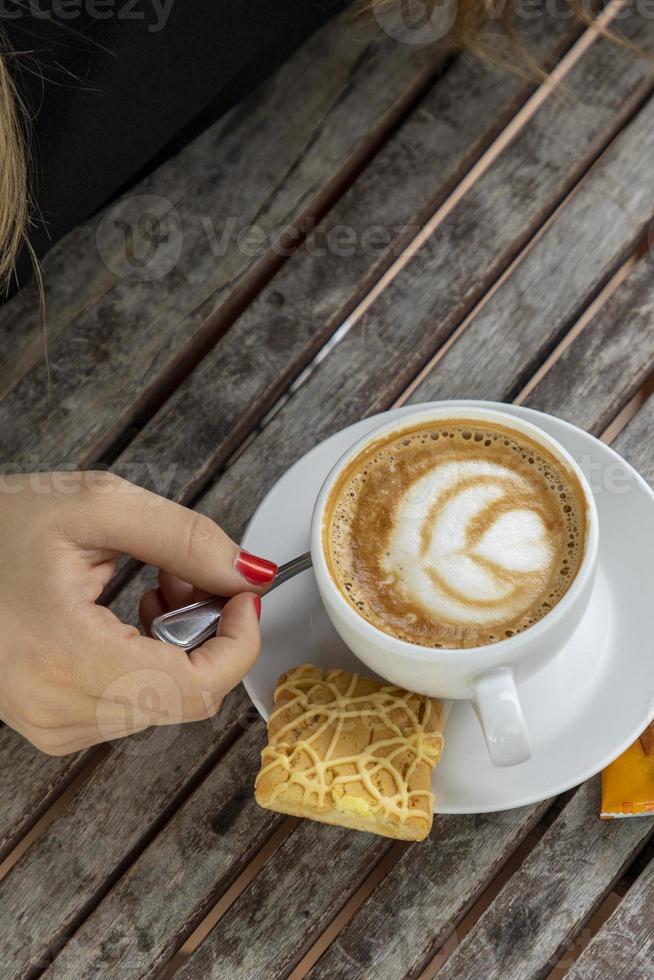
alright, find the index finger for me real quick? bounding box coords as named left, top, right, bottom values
left=70, top=476, right=277, bottom=596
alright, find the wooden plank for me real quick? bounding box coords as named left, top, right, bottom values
left=185, top=804, right=549, bottom=980
left=0, top=9, right=449, bottom=861
left=406, top=129, right=654, bottom=407
left=613, top=394, right=654, bottom=488
left=0, top=733, right=87, bottom=864
left=198, top=75, right=654, bottom=547
left=427, top=780, right=654, bottom=980
left=39, top=722, right=284, bottom=980
left=0, top=6, right=576, bottom=866
left=60, top=82, right=654, bottom=976
left=565, top=852, right=654, bottom=980
left=177, top=825, right=386, bottom=980
left=6, top=17, right=654, bottom=980
left=147, top=69, right=654, bottom=980
left=524, top=256, right=654, bottom=435
left=558, top=397, right=654, bottom=980
left=110, top=11, right=577, bottom=504
left=0, top=688, right=255, bottom=979
left=0, top=8, right=443, bottom=464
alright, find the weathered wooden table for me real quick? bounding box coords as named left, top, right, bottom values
left=1, top=5, right=653, bottom=978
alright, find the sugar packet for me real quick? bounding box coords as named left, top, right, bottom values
left=601, top=722, right=654, bottom=818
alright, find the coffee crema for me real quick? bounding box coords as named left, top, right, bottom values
left=324, top=420, right=587, bottom=649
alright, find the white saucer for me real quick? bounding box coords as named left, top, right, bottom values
left=243, top=401, right=654, bottom=813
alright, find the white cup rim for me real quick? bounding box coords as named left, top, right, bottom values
left=310, top=405, right=600, bottom=665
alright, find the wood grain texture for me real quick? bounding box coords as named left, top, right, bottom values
left=197, top=27, right=654, bottom=545
left=525, top=254, right=654, bottom=435
left=163, top=68, right=654, bottom=980
left=0, top=3, right=578, bottom=895
left=0, top=9, right=441, bottom=467
left=38, top=42, right=654, bottom=980
left=0, top=732, right=87, bottom=864
left=0, top=688, right=255, bottom=980
left=0, top=9, right=444, bottom=865
left=111, top=11, right=577, bottom=505
left=0, top=224, right=113, bottom=401
left=558, top=379, right=654, bottom=980
left=565, top=852, right=654, bottom=980
left=4, top=17, right=654, bottom=980
left=613, top=394, right=654, bottom=488
left=431, top=780, right=654, bottom=980
left=42, top=722, right=281, bottom=980
left=189, top=803, right=549, bottom=980
left=408, top=95, right=654, bottom=405
left=175, top=820, right=390, bottom=980
left=361, top=14, right=654, bottom=410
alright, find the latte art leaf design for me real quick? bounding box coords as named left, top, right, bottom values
left=385, top=462, right=555, bottom=625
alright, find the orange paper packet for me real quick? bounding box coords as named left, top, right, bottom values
left=601, top=721, right=654, bottom=818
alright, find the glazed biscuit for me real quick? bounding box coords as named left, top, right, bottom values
left=255, top=665, right=445, bottom=841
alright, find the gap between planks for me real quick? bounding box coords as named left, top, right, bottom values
left=599, top=369, right=654, bottom=445
left=158, top=817, right=299, bottom=980
left=416, top=802, right=571, bottom=980
left=150, top=212, right=653, bottom=980
left=162, top=239, right=654, bottom=980
left=88, top=49, right=454, bottom=470
left=283, top=0, right=631, bottom=403
left=0, top=0, right=643, bottom=963
left=90, top=3, right=644, bottom=606
left=252, top=0, right=642, bottom=439
left=542, top=828, right=654, bottom=976
left=0, top=748, right=110, bottom=883
left=6, top=91, right=651, bottom=980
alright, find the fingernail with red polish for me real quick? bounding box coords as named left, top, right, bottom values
left=252, top=595, right=262, bottom=621
left=235, top=549, right=278, bottom=586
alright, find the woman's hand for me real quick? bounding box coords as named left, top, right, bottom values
left=0, top=471, right=277, bottom=755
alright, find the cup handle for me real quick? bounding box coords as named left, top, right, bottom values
left=471, top=667, right=531, bottom=767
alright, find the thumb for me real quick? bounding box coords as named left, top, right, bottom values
left=188, top=592, right=261, bottom=695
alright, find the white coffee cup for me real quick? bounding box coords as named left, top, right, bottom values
left=310, top=406, right=599, bottom=767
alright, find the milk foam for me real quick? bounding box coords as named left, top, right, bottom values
left=325, top=421, right=586, bottom=649
left=385, top=460, right=553, bottom=625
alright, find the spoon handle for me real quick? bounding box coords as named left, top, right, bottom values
left=151, top=552, right=312, bottom=651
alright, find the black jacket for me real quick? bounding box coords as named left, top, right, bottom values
left=7, top=0, right=346, bottom=293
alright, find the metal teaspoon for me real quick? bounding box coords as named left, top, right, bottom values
left=151, top=552, right=312, bottom=651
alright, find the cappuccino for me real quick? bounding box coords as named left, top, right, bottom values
left=324, top=420, right=587, bottom=649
